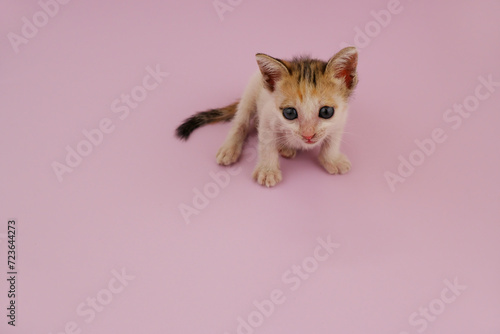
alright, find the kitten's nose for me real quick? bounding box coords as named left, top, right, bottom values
left=302, top=134, right=315, bottom=141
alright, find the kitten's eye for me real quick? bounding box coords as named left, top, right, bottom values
left=319, top=106, right=335, bottom=119
left=282, top=107, right=298, bottom=120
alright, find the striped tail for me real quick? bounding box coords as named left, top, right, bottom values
left=175, top=102, right=239, bottom=140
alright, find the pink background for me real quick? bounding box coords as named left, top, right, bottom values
left=1, top=0, right=500, bottom=333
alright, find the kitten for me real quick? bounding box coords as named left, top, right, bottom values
left=176, top=47, right=358, bottom=187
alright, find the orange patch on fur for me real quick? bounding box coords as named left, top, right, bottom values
left=296, top=87, right=303, bottom=102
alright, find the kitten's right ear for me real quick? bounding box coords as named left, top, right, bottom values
left=256, top=54, right=290, bottom=92
left=326, top=47, right=358, bottom=93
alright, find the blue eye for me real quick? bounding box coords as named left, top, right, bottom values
left=283, top=107, right=298, bottom=120
left=319, top=106, right=335, bottom=119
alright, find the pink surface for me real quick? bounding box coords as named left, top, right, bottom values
left=1, top=0, right=500, bottom=333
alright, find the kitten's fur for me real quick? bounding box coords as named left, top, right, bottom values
left=176, top=47, right=358, bottom=187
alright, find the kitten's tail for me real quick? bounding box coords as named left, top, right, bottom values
left=175, top=101, right=238, bottom=140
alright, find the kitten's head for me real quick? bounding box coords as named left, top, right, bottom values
left=256, top=47, right=358, bottom=149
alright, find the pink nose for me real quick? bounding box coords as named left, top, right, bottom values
left=302, top=134, right=315, bottom=141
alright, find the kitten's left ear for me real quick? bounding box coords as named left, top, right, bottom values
left=326, top=47, right=358, bottom=93
left=256, top=53, right=290, bottom=92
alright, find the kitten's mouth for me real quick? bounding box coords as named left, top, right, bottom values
left=300, top=133, right=320, bottom=145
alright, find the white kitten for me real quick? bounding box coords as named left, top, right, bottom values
left=176, top=47, right=358, bottom=187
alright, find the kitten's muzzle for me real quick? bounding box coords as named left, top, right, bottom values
left=302, top=133, right=317, bottom=144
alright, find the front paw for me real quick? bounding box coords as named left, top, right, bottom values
left=319, top=153, right=351, bottom=175
left=216, top=143, right=242, bottom=166
left=279, top=147, right=297, bottom=159
left=252, top=166, right=282, bottom=187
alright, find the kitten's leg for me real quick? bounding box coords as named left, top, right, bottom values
left=252, top=129, right=282, bottom=187
left=279, top=146, right=297, bottom=159
left=215, top=106, right=252, bottom=165
left=216, top=76, right=259, bottom=165
left=318, top=133, right=351, bottom=174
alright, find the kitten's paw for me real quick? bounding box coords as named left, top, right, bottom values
left=252, top=166, right=282, bottom=187
left=279, top=147, right=297, bottom=159
left=216, top=144, right=242, bottom=166
left=319, top=153, right=351, bottom=175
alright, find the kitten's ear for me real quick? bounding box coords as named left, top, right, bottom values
left=256, top=53, right=290, bottom=92
left=326, top=47, right=358, bottom=93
